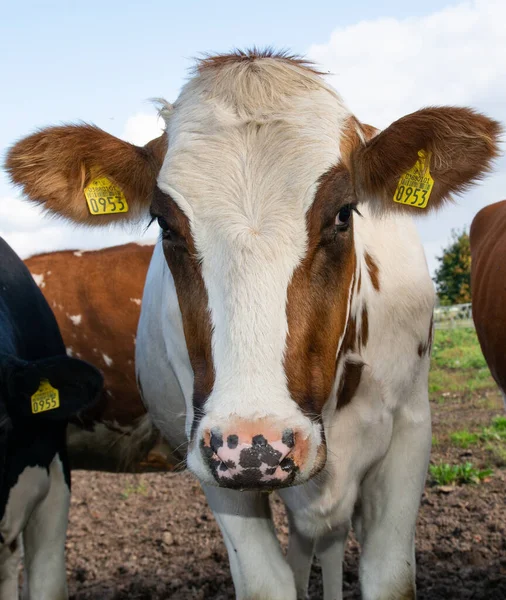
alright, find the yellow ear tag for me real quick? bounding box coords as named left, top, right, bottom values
left=84, top=176, right=129, bottom=215
left=393, top=150, right=434, bottom=209
left=31, top=379, right=60, bottom=414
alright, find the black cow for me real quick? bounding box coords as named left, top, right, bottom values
left=0, top=237, right=102, bottom=599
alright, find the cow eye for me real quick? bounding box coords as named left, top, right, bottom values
left=335, top=204, right=353, bottom=228
left=157, top=216, right=170, bottom=232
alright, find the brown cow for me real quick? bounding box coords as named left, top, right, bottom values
left=25, top=242, right=177, bottom=471
left=470, top=199, right=506, bottom=408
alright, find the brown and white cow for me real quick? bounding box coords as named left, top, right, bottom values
left=6, top=50, right=501, bottom=600
left=25, top=243, right=177, bottom=472
left=470, top=199, right=506, bottom=409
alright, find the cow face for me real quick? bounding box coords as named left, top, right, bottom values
left=6, top=50, right=501, bottom=490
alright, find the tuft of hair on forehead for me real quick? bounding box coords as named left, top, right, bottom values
left=182, top=48, right=338, bottom=121
left=194, top=47, right=325, bottom=76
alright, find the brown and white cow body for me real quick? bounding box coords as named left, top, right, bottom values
left=6, top=51, right=501, bottom=600
left=25, top=243, right=177, bottom=472
left=470, top=199, right=506, bottom=409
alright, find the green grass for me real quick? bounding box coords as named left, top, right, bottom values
left=429, top=327, right=496, bottom=398
left=429, top=461, right=493, bottom=486
left=121, top=481, right=148, bottom=499
left=450, top=430, right=480, bottom=448
left=450, top=416, right=506, bottom=449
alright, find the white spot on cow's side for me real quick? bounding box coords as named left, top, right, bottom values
left=66, top=347, right=74, bottom=357
left=132, top=336, right=136, bottom=346
left=129, top=298, right=142, bottom=306
left=58, top=304, right=64, bottom=310
left=93, top=348, right=98, bottom=354
left=73, top=251, right=83, bottom=257
left=32, top=273, right=45, bottom=288
left=69, top=314, right=82, bottom=326
left=46, top=270, right=52, bottom=275
left=106, top=390, right=115, bottom=398
left=102, top=354, right=113, bottom=367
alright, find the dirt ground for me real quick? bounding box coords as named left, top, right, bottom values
left=66, top=390, right=506, bottom=600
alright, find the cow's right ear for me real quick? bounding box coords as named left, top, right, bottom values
left=5, top=125, right=168, bottom=226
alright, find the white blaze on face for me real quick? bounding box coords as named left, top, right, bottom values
left=157, top=61, right=350, bottom=426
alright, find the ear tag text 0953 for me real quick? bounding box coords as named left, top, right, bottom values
left=31, top=379, right=60, bottom=414
left=393, top=150, right=434, bottom=209
left=84, top=176, right=129, bottom=215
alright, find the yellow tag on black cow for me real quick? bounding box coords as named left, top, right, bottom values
left=31, top=379, right=60, bottom=414
left=393, top=150, right=434, bottom=209
left=84, top=176, right=129, bottom=215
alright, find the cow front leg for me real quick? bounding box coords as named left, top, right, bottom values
left=285, top=508, right=315, bottom=600
left=354, top=405, right=431, bottom=600
left=203, top=485, right=297, bottom=600
left=22, top=456, right=70, bottom=600
left=315, top=524, right=349, bottom=600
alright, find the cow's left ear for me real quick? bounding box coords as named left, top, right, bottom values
left=5, top=355, right=103, bottom=420
left=349, top=107, right=502, bottom=213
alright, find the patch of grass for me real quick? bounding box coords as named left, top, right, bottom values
left=432, top=434, right=439, bottom=447
left=429, top=328, right=496, bottom=399
left=450, top=430, right=480, bottom=448
left=491, top=415, right=506, bottom=431
left=431, top=328, right=487, bottom=369
left=449, top=415, right=506, bottom=450
left=429, top=462, right=493, bottom=486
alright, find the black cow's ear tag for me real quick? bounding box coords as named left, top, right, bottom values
left=31, top=379, right=60, bottom=415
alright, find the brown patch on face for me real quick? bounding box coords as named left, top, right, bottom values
left=284, top=165, right=356, bottom=419
left=358, top=306, right=369, bottom=350
left=196, top=48, right=324, bottom=75
left=336, top=360, right=364, bottom=411
left=365, top=251, right=380, bottom=291
left=151, top=188, right=215, bottom=432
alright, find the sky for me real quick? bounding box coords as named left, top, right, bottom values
left=1, top=0, right=505, bottom=275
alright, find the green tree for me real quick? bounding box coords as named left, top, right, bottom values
left=434, top=229, right=471, bottom=306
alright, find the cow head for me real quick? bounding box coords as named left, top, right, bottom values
left=6, top=50, right=501, bottom=489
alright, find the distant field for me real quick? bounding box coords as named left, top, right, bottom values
left=429, top=327, right=496, bottom=400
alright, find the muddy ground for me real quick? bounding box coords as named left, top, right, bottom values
left=66, top=390, right=506, bottom=600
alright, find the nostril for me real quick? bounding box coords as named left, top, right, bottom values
left=280, top=457, right=295, bottom=472
left=210, top=429, right=223, bottom=454
left=252, top=434, right=268, bottom=447
left=227, top=434, right=238, bottom=449
left=282, top=428, right=295, bottom=449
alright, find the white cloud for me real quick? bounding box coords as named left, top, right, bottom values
left=0, top=195, right=157, bottom=260
left=122, top=112, right=165, bottom=145
left=308, top=0, right=506, bottom=275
